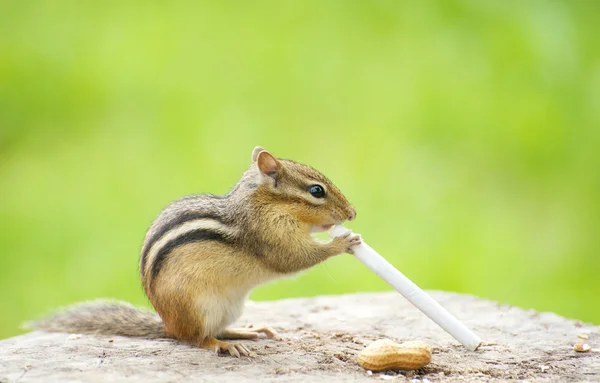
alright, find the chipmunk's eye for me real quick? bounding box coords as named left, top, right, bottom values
left=308, top=184, right=326, bottom=198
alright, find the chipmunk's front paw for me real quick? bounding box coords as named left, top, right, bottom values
left=332, top=231, right=362, bottom=254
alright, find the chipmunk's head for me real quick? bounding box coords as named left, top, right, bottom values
left=251, top=146, right=356, bottom=232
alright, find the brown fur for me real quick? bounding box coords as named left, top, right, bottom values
left=28, top=147, right=360, bottom=357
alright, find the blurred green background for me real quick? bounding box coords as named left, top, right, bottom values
left=1, top=1, right=599, bottom=340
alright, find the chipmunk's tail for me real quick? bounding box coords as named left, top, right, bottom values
left=24, top=299, right=167, bottom=339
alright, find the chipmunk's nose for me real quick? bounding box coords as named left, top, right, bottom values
left=347, top=207, right=357, bottom=221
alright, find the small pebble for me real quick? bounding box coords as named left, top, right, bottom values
left=574, top=342, right=591, bottom=353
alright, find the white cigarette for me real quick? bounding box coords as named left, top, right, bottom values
left=330, top=225, right=482, bottom=351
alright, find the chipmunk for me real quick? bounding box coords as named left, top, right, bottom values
left=28, top=147, right=361, bottom=357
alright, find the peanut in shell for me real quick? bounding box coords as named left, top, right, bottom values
left=357, top=339, right=432, bottom=371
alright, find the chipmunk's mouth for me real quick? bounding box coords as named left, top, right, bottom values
left=310, top=224, right=335, bottom=233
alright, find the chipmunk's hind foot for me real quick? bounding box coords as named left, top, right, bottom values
left=199, top=336, right=251, bottom=358
left=220, top=325, right=280, bottom=341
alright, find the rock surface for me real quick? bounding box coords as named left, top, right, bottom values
left=1, top=292, right=598, bottom=382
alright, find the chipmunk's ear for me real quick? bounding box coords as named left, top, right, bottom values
left=251, top=146, right=265, bottom=162
left=256, top=149, right=280, bottom=185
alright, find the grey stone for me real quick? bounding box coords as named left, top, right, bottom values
left=1, top=292, right=598, bottom=382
